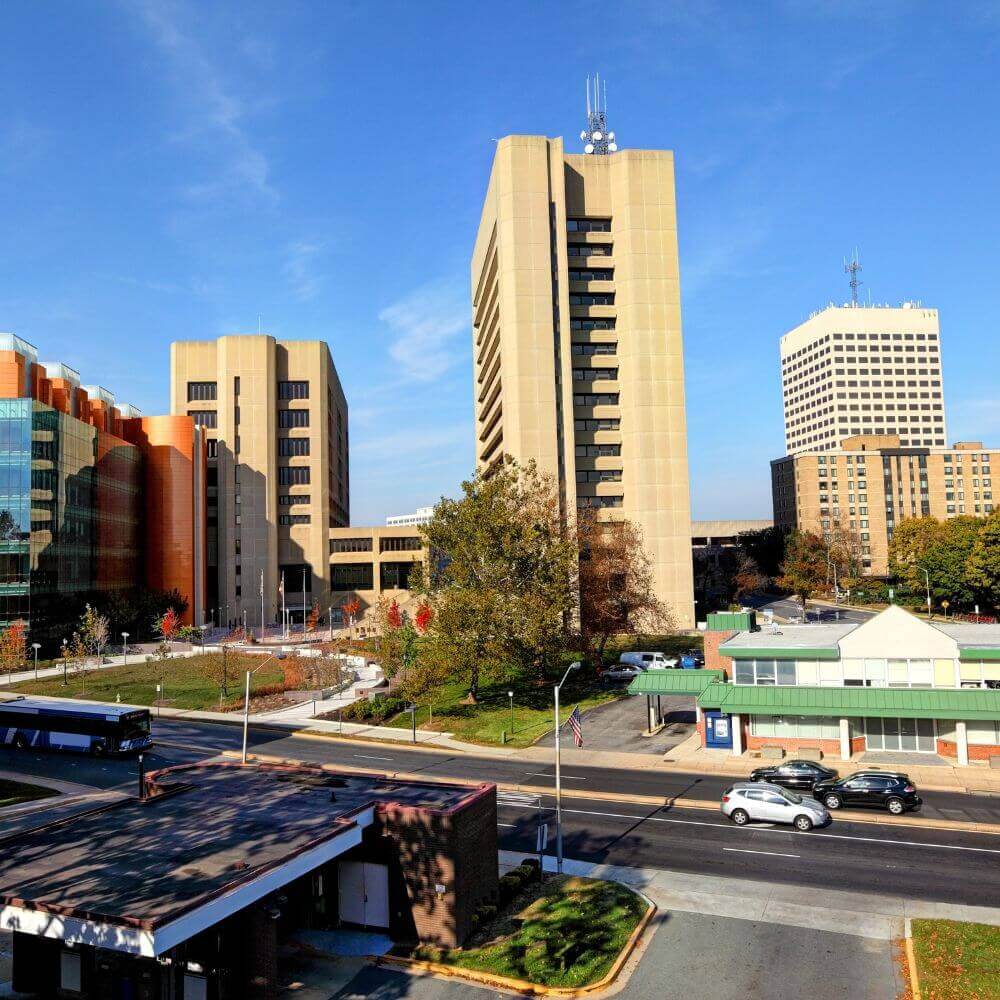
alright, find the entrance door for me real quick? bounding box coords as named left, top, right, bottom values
left=338, top=861, right=390, bottom=928
left=865, top=717, right=936, bottom=752
left=705, top=712, right=733, bottom=749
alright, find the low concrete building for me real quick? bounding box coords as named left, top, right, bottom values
left=0, top=762, right=497, bottom=999
left=329, top=525, right=426, bottom=620
left=631, top=606, right=1000, bottom=764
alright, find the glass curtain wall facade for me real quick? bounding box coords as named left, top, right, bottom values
left=0, top=399, right=141, bottom=638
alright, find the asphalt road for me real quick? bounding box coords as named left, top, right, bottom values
left=4, top=717, right=1000, bottom=908
left=747, top=594, right=875, bottom=625
left=5, top=716, right=1000, bottom=825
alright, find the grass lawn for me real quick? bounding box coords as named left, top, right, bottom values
left=9, top=653, right=289, bottom=712
left=414, top=876, right=648, bottom=989
left=911, top=919, right=1000, bottom=999
left=383, top=675, right=619, bottom=749
left=384, top=635, right=700, bottom=748
left=0, top=778, right=59, bottom=809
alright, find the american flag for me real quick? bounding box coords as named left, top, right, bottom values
left=568, top=706, right=583, bottom=748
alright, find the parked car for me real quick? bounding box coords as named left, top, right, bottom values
left=812, top=771, right=922, bottom=815
left=721, top=782, right=830, bottom=831
left=679, top=649, right=705, bottom=669
left=749, top=760, right=839, bottom=791
left=601, top=663, right=644, bottom=684
left=619, top=651, right=678, bottom=670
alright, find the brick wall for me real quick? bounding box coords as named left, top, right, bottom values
left=937, top=739, right=1000, bottom=761
left=703, top=629, right=736, bottom=677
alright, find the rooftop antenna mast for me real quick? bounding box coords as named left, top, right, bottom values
left=580, top=74, right=617, bottom=155
left=844, top=250, right=862, bottom=306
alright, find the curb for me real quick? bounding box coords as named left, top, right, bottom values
left=225, top=750, right=1000, bottom=836
left=373, top=889, right=657, bottom=997
left=904, top=917, right=922, bottom=1000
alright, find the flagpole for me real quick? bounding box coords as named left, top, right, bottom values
left=260, top=570, right=264, bottom=643
left=281, top=573, right=286, bottom=639
left=302, top=568, right=307, bottom=635
left=553, top=661, right=580, bottom=876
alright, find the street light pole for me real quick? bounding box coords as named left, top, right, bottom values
left=61, top=639, right=68, bottom=686
left=508, top=690, right=515, bottom=737
left=921, top=567, right=932, bottom=617
left=241, top=651, right=286, bottom=764
left=554, top=661, right=579, bottom=874
left=328, top=605, right=333, bottom=644
left=121, top=633, right=129, bottom=666
left=31, top=643, right=40, bottom=680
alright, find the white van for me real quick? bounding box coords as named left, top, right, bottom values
left=619, top=651, right=678, bottom=670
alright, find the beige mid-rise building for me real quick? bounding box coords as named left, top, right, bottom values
left=772, top=436, right=996, bottom=576
left=171, top=335, right=349, bottom=628
left=471, top=134, right=694, bottom=627
left=780, top=304, right=947, bottom=455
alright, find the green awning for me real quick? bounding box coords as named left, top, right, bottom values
left=697, top=681, right=1000, bottom=721
left=720, top=646, right=840, bottom=661
left=627, top=669, right=724, bottom=696
left=959, top=648, right=1000, bottom=662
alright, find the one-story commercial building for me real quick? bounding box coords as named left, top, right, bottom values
left=0, top=762, right=498, bottom=999
left=629, top=605, right=1000, bottom=765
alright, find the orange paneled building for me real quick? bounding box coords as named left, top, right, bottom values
left=0, top=333, right=206, bottom=640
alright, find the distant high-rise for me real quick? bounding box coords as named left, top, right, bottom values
left=171, top=335, right=349, bottom=628
left=780, top=303, right=947, bottom=455
left=471, top=129, right=694, bottom=626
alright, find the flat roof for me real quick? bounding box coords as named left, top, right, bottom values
left=720, top=625, right=854, bottom=659
left=0, top=763, right=488, bottom=954
left=720, top=620, right=1000, bottom=658
left=0, top=695, right=146, bottom=718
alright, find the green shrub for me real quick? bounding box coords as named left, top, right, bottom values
left=477, top=904, right=497, bottom=924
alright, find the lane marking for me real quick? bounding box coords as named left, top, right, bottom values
left=724, top=848, right=800, bottom=859
left=498, top=823, right=518, bottom=828
left=525, top=773, right=586, bottom=781
left=554, top=806, right=1000, bottom=856
left=354, top=754, right=395, bottom=762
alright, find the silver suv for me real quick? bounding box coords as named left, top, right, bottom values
left=721, top=781, right=830, bottom=832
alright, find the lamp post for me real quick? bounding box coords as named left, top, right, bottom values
left=241, top=651, right=286, bottom=763
left=121, top=633, right=129, bottom=666
left=31, top=643, right=40, bottom=680
left=407, top=703, right=417, bottom=744
left=508, top=690, right=515, bottom=737
left=61, top=639, right=68, bottom=686
left=920, top=567, right=932, bottom=617
left=554, top=661, right=580, bottom=874
left=328, top=605, right=333, bottom=644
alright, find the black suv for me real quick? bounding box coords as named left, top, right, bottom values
left=748, top=760, right=839, bottom=791
left=812, top=771, right=922, bottom=815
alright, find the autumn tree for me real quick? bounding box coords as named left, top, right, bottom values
left=305, top=602, right=320, bottom=633
left=737, top=526, right=787, bottom=579
left=777, top=530, right=830, bottom=615
left=733, top=554, right=769, bottom=603
left=78, top=604, right=110, bottom=665
left=966, top=512, right=1000, bottom=612
left=890, top=515, right=984, bottom=609
left=0, top=620, right=27, bottom=680
left=156, top=607, right=181, bottom=645
left=575, top=511, right=673, bottom=668
left=415, top=461, right=576, bottom=701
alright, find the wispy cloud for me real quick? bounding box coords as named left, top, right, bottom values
left=282, top=241, right=324, bottom=301
left=129, top=0, right=275, bottom=203
left=378, top=279, right=470, bottom=383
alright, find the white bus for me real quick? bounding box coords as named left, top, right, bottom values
left=0, top=697, right=152, bottom=756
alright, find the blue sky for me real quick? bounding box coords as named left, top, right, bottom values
left=2, top=2, right=998, bottom=522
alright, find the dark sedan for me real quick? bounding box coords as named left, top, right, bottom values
left=813, top=771, right=922, bottom=815
left=749, top=759, right=840, bottom=791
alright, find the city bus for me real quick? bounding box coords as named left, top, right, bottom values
left=0, top=697, right=153, bottom=756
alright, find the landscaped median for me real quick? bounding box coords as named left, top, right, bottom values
left=0, top=778, right=59, bottom=809
left=909, top=918, right=1000, bottom=1000
left=380, top=871, right=654, bottom=996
